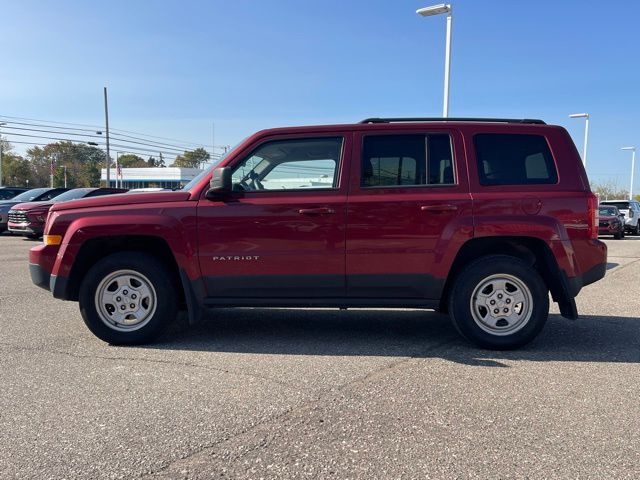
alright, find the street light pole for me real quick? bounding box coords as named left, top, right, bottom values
left=104, top=87, right=111, bottom=187
left=63, top=165, right=67, bottom=188
left=0, top=122, right=6, bottom=187
left=622, top=147, right=636, bottom=201
left=417, top=4, right=453, bottom=117
left=569, top=113, right=590, bottom=166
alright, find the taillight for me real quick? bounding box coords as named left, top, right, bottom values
left=587, top=192, right=598, bottom=239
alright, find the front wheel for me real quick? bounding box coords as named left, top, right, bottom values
left=79, top=252, right=178, bottom=345
left=448, top=255, right=549, bottom=350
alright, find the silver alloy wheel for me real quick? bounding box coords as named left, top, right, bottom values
left=470, top=273, right=533, bottom=336
left=94, top=269, right=157, bottom=332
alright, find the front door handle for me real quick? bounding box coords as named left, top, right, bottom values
left=298, top=207, right=336, bottom=215
left=421, top=204, right=458, bottom=212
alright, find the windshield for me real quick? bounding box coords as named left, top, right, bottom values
left=599, top=207, right=618, bottom=216
left=181, top=139, right=245, bottom=191
left=49, top=189, right=94, bottom=203
left=8, top=188, right=51, bottom=202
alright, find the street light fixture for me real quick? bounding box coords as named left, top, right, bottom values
left=622, top=147, right=636, bottom=201
left=417, top=3, right=453, bottom=117
left=569, top=113, right=590, bottom=167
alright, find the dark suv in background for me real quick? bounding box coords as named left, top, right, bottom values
left=30, top=118, right=607, bottom=349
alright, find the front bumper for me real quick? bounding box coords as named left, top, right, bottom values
left=8, top=222, right=43, bottom=236
left=30, top=263, right=51, bottom=290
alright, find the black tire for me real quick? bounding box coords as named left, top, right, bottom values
left=634, top=223, right=640, bottom=236
left=79, top=252, right=178, bottom=345
left=448, top=255, right=549, bottom=350
left=614, top=231, right=623, bottom=240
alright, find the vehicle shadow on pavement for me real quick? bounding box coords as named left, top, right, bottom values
left=151, top=309, right=640, bottom=367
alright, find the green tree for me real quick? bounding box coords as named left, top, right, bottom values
left=2, top=153, right=32, bottom=186
left=147, top=156, right=165, bottom=168
left=171, top=147, right=209, bottom=168
left=117, top=154, right=148, bottom=168
left=26, top=142, right=107, bottom=187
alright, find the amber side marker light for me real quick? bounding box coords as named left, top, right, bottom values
left=43, top=235, right=62, bottom=246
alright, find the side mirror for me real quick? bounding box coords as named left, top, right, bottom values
left=205, top=167, right=232, bottom=200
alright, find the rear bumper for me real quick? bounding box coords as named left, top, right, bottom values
left=567, top=261, right=607, bottom=296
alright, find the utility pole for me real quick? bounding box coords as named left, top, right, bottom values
left=0, top=122, right=6, bottom=187
left=50, top=158, right=55, bottom=188
left=104, top=87, right=111, bottom=186
left=63, top=165, right=67, bottom=188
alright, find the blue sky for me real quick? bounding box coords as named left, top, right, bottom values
left=1, top=0, right=638, bottom=190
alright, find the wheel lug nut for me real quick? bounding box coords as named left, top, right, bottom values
left=494, top=309, right=499, bottom=314
left=506, top=299, right=511, bottom=304
left=123, top=290, right=128, bottom=295
left=503, top=308, right=509, bottom=313
left=130, top=303, right=135, bottom=309
left=120, top=305, right=126, bottom=310
left=131, top=294, right=137, bottom=300
left=497, top=294, right=503, bottom=299
left=490, top=300, right=495, bottom=305
left=116, top=296, right=121, bottom=302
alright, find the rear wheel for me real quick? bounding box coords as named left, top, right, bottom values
left=79, top=252, right=178, bottom=345
left=448, top=255, right=549, bottom=350
left=614, top=230, right=623, bottom=240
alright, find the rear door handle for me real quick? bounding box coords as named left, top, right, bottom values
left=421, top=204, right=458, bottom=212
left=298, top=207, right=336, bottom=215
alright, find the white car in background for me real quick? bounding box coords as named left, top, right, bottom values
left=600, top=199, right=640, bottom=235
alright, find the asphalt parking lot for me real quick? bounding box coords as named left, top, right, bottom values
left=1, top=234, right=639, bottom=479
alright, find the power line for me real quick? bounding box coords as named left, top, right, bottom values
left=2, top=129, right=204, bottom=157
left=2, top=132, right=183, bottom=158
left=0, top=114, right=222, bottom=151
left=1, top=122, right=204, bottom=154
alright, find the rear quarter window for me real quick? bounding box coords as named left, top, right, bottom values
left=474, top=134, right=558, bottom=186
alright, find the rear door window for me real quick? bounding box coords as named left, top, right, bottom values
left=361, top=134, right=455, bottom=187
left=474, top=134, right=558, bottom=186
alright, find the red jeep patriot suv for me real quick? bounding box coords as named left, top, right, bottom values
left=29, top=118, right=607, bottom=349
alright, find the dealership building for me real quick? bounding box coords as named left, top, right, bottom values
left=100, top=167, right=203, bottom=189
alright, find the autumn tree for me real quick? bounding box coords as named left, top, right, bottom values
left=591, top=181, right=628, bottom=201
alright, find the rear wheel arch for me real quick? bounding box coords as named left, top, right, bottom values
left=440, top=236, right=566, bottom=312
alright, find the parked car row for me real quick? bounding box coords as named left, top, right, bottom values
left=599, top=200, right=640, bottom=238
left=0, top=187, right=128, bottom=238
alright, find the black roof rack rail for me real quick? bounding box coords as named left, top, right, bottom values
left=360, top=117, right=546, bottom=125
